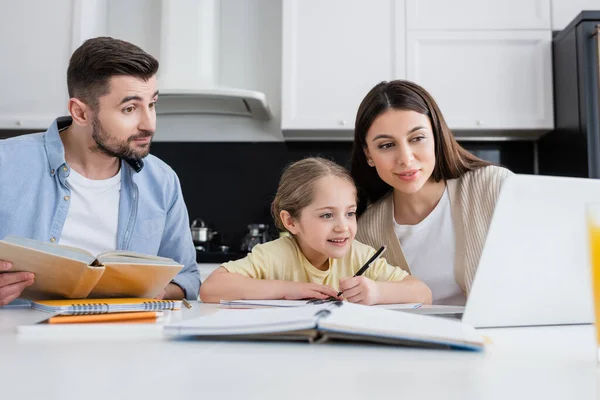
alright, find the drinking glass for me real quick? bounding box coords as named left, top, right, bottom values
left=585, top=203, right=600, bottom=363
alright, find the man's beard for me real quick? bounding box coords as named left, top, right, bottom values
left=91, top=117, right=153, bottom=160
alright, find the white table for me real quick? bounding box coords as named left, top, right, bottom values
left=0, top=303, right=598, bottom=400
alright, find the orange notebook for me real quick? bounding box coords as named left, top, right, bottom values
left=30, top=298, right=182, bottom=314
left=47, top=311, right=163, bottom=324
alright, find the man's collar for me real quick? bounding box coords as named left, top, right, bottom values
left=44, top=116, right=70, bottom=174
left=44, top=116, right=145, bottom=175
left=125, top=158, right=144, bottom=173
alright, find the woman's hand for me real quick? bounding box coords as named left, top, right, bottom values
left=338, top=276, right=380, bottom=305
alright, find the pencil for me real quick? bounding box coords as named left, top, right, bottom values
left=337, top=245, right=387, bottom=297
left=47, top=311, right=163, bottom=324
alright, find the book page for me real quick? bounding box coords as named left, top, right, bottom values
left=0, top=237, right=105, bottom=299
left=89, top=262, right=182, bottom=298
left=318, top=303, right=484, bottom=349
left=97, top=250, right=179, bottom=266
left=1, top=235, right=96, bottom=264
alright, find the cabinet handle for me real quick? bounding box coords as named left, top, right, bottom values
left=476, top=120, right=484, bottom=127
left=15, top=120, right=22, bottom=126
left=338, top=120, right=347, bottom=126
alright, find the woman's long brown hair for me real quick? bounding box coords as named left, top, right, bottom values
left=351, top=80, right=490, bottom=215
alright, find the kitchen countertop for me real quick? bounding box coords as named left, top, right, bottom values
left=197, top=262, right=223, bottom=283
left=195, top=249, right=246, bottom=264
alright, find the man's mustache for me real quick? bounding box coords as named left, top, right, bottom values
left=128, top=131, right=154, bottom=142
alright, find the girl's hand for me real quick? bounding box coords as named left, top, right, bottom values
left=338, top=276, right=380, bottom=305
left=279, top=281, right=339, bottom=300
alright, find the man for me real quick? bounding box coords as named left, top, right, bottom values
left=0, top=37, right=200, bottom=304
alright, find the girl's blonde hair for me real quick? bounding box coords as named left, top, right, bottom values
left=271, top=157, right=356, bottom=232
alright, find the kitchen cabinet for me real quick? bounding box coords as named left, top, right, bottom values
left=0, top=1, right=73, bottom=129
left=281, top=0, right=403, bottom=132
left=406, top=30, right=554, bottom=131
left=406, top=0, right=551, bottom=30
left=551, top=0, right=600, bottom=31
left=282, top=0, right=554, bottom=136
left=405, top=0, right=554, bottom=135
left=0, top=0, right=107, bottom=130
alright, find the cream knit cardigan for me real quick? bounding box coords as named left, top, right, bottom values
left=356, top=165, right=513, bottom=295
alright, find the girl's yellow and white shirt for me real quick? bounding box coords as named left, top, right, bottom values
left=221, top=236, right=408, bottom=291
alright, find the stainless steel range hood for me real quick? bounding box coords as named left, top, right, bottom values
left=156, top=0, right=272, bottom=121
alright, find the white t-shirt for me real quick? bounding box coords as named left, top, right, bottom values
left=393, top=189, right=466, bottom=306
left=59, top=167, right=122, bottom=256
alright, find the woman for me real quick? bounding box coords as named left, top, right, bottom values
left=351, top=80, right=512, bottom=305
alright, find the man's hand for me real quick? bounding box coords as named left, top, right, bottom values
left=0, top=261, right=34, bottom=306
left=154, top=282, right=185, bottom=300
left=279, top=281, right=339, bottom=300
left=338, top=276, right=380, bottom=305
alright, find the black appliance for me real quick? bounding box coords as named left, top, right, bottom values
left=539, top=11, right=600, bottom=178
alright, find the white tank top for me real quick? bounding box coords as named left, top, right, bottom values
left=393, top=189, right=466, bottom=305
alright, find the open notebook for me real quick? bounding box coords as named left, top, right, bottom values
left=219, top=299, right=422, bottom=309
left=0, top=235, right=183, bottom=299
left=166, top=302, right=484, bottom=351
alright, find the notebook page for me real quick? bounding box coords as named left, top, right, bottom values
left=220, top=300, right=317, bottom=308
left=318, top=303, right=483, bottom=348
left=375, top=303, right=422, bottom=310
left=165, top=305, right=331, bottom=336
left=219, top=300, right=422, bottom=309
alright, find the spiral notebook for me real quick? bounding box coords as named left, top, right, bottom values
left=30, top=298, right=182, bottom=314
left=165, top=302, right=484, bottom=351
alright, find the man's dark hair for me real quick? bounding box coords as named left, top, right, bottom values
left=67, top=37, right=159, bottom=110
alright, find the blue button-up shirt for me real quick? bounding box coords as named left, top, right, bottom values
left=0, top=117, right=200, bottom=299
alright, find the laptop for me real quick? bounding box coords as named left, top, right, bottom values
left=402, top=174, right=599, bottom=328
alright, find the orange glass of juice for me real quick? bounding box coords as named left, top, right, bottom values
left=587, top=204, right=600, bottom=362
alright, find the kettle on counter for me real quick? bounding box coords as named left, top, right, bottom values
left=240, top=224, right=273, bottom=253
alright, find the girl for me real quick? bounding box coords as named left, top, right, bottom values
left=351, top=80, right=513, bottom=305
left=199, top=157, right=431, bottom=305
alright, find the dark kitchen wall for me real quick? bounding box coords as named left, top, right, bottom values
left=151, top=140, right=535, bottom=251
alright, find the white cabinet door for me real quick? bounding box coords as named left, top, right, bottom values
left=407, top=30, right=554, bottom=131
left=282, top=0, right=402, bottom=131
left=0, top=0, right=107, bottom=130
left=406, top=0, right=551, bottom=30
left=551, top=0, right=600, bottom=31
left=0, top=1, right=73, bottom=129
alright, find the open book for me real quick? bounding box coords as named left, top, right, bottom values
left=165, top=302, right=484, bottom=351
left=0, top=235, right=183, bottom=299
